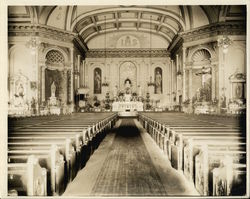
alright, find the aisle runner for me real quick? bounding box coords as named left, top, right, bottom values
left=91, top=119, right=167, bottom=196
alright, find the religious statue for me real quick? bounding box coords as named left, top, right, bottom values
left=125, top=79, right=131, bottom=89
left=235, top=83, right=243, bottom=99
left=155, top=70, right=162, bottom=94
left=51, top=81, right=56, bottom=97
left=17, top=83, right=24, bottom=98
left=94, top=69, right=101, bottom=94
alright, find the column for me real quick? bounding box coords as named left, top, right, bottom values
left=41, top=66, right=46, bottom=102
left=189, top=68, right=193, bottom=103
left=77, top=55, right=81, bottom=89
left=70, top=48, right=74, bottom=103
left=176, top=54, right=179, bottom=103
left=182, top=47, right=186, bottom=101
left=211, top=64, right=216, bottom=100
left=171, top=59, right=174, bottom=106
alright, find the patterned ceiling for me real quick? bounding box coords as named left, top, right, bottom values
left=8, top=5, right=246, bottom=48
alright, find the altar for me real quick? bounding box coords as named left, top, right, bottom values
left=112, top=101, right=143, bottom=117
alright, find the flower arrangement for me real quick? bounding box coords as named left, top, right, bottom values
left=147, top=82, right=155, bottom=86
left=183, top=99, right=190, bottom=105
left=176, top=71, right=182, bottom=76
left=102, top=82, right=109, bottom=87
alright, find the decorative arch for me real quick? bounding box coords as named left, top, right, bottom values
left=154, top=67, right=163, bottom=94
left=43, top=46, right=69, bottom=68
left=94, top=67, right=102, bottom=94
left=188, top=45, right=216, bottom=63
left=46, top=50, right=65, bottom=64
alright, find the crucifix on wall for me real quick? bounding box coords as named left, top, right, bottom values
left=195, top=66, right=212, bottom=102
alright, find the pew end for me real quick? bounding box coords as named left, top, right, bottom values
left=8, top=155, right=47, bottom=196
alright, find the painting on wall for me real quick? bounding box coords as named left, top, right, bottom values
left=94, top=68, right=102, bottom=94
left=155, top=67, right=162, bottom=94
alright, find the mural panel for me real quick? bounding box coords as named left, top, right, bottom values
left=94, top=68, right=102, bottom=94
left=119, top=62, right=137, bottom=92
left=155, top=67, right=162, bottom=94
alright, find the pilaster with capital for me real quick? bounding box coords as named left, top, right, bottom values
left=188, top=68, right=193, bottom=104
left=170, top=60, right=174, bottom=105
left=40, top=64, right=47, bottom=103
left=176, top=54, right=179, bottom=103
left=70, top=48, right=74, bottom=103
left=211, top=63, right=218, bottom=100
left=182, top=47, right=186, bottom=101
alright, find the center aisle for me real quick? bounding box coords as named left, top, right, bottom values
left=63, top=119, right=199, bottom=197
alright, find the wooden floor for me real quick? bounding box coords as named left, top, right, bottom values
left=63, top=118, right=199, bottom=197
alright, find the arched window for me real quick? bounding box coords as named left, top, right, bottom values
left=94, top=68, right=102, bottom=94
left=46, top=50, right=65, bottom=64
left=155, top=67, right=162, bottom=94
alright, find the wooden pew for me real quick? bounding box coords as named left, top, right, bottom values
left=8, top=137, right=75, bottom=186
left=212, top=162, right=246, bottom=196
left=138, top=113, right=246, bottom=196
left=8, top=113, right=117, bottom=196
left=8, top=155, right=47, bottom=196
left=8, top=144, right=65, bottom=196
left=195, top=145, right=246, bottom=196
left=170, top=133, right=244, bottom=170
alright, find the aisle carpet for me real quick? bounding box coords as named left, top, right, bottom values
left=91, top=119, right=167, bottom=196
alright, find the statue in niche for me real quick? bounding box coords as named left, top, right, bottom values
left=155, top=68, right=162, bottom=94
left=94, top=68, right=102, bottom=94
left=125, top=79, right=131, bottom=89
left=17, top=83, right=24, bottom=98
left=235, top=83, right=243, bottom=99
left=51, top=81, right=56, bottom=98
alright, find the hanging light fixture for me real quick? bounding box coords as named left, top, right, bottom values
left=102, top=15, right=109, bottom=87
left=148, top=15, right=154, bottom=86
left=217, top=35, right=232, bottom=54
left=217, top=24, right=232, bottom=98
left=26, top=11, right=40, bottom=55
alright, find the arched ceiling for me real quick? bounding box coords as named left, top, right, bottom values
left=8, top=5, right=246, bottom=49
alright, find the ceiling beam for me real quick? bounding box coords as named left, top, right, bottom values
left=91, top=16, right=99, bottom=33
left=79, top=17, right=177, bottom=36
left=157, top=15, right=165, bottom=32
left=137, top=12, right=141, bottom=30
left=71, top=7, right=185, bottom=31
left=115, top=12, right=119, bottom=30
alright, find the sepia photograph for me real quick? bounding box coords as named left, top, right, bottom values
left=0, top=0, right=249, bottom=198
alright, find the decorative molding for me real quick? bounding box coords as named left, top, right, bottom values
left=179, top=22, right=246, bottom=43
left=8, top=23, right=76, bottom=44
left=86, top=49, right=170, bottom=58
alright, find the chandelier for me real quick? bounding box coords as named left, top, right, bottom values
left=102, top=15, right=109, bottom=87
left=26, top=20, right=40, bottom=54
left=217, top=35, right=232, bottom=54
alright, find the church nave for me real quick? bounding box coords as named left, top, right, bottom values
left=63, top=118, right=198, bottom=197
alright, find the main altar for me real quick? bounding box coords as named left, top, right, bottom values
left=112, top=79, right=143, bottom=117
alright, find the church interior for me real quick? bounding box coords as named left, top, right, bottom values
left=4, top=4, right=248, bottom=198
